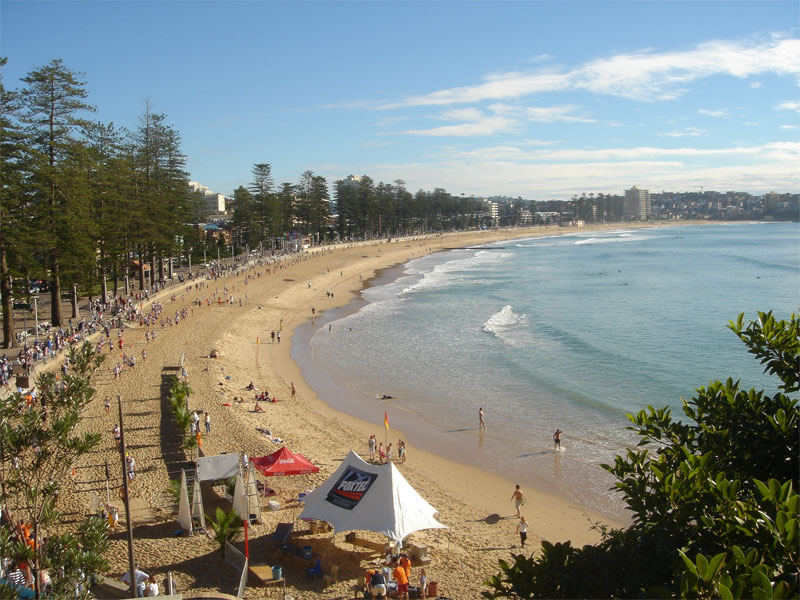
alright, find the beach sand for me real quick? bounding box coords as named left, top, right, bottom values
left=58, top=226, right=642, bottom=599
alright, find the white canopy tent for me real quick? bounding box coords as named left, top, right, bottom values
left=299, top=450, right=447, bottom=543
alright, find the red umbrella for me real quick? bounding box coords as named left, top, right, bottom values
left=251, top=446, right=319, bottom=477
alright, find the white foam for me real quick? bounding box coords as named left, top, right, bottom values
left=483, top=305, right=528, bottom=344
left=573, top=234, right=648, bottom=246
left=398, top=249, right=511, bottom=296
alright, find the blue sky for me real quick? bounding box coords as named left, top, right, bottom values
left=2, top=1, right=798, bottom=199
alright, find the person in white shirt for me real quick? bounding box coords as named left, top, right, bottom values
left=516, top=516, right=528, bottom=547
left=145, top=574, right=159, bottom=596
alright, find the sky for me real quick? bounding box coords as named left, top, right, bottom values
left=2, top=1, right=799, bottom=200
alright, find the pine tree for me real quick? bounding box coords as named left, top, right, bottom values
left=19, top=60, right=95, bottom=327
left=249, top=163, right=277, bottom=248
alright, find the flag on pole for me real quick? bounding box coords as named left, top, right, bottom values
left=384, top=411, right=389, bottom=430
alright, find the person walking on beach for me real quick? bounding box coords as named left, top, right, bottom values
left=517, top=516, right=528, bottom=547
left=271, top=330, right=275, bottom=343
left=113, top=425, right=121, bottom=450
left=553, top=429, right=563, bottom=451
left=368, top=435, right=377, bottom=461
left=104, top=396, right=111, bottom=415
left=511, top=484, right=524, bottom=517
left=276, top=331, right=281, bottom=343
left=291, top=383, right=296, bottom=399
left=205, top=412, right=211, bottom=435
left=479, top=407, right=486, bottom=430
left=126, top=454, right=135, bottom=481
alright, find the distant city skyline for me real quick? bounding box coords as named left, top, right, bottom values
left=2, top=1, right=798, bottom=199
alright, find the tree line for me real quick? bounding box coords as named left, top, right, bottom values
left=1, top=58, right=191, bottom=342
left=1, top=58, right=528, bottom=348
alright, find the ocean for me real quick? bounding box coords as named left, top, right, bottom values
left=292, top=222, right=799, bottom=520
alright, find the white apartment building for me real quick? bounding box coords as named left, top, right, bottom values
left=188, top=181, right=227, bottom=216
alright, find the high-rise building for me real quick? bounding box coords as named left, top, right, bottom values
left=624, top=186, right=651, bottom=220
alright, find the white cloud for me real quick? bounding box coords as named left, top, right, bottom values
left=399, top=103, right=593, bottom=137
left=660, top=127, right=707, bottom=138
left=370, top=36, right=800, bottom=108
left=698, top=109, right=730, bottom=117
left=776, top=100, right=800, bottom=112
left=438, top=108, right=486, bottom=122
left=401, top=115, right=518, bottom=137
left=780, top=124, right=798, bottom=130
left=447, top=141, right=800, bottom=162
left=350, top=140, right=800, bottom=198
left=750, top=81, right=763, bottom=88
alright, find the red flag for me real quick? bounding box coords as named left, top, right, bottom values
left=384, top=411, right=389, bottom=430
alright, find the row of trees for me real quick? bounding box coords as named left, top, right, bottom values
left=228, top=170, right=506, bottom=250
left=1, top=58, right=510, bottom=348
left=1, top=58, right=191, bottom=339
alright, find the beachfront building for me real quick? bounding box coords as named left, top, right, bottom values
left=624, top=186, right=651, bottom=220
left=188, top=181, right=228, bottom=217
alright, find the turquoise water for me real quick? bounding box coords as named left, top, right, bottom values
left=294, top=223, right=799, bottom=520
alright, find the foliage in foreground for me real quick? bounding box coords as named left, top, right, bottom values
left=483, top=310, right=799, bottom=599
left=0, top=342, right=109, bottom=599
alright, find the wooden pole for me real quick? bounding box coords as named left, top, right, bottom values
left=118, top=395, right=137, bottom=598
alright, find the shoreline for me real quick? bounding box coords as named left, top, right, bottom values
left=64, top=224, right=705, bottom=598
left=286, top=222, right=720, bottom=525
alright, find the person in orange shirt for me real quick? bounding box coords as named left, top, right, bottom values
left=393, top=564, right=409, bottom=599
left=398, top=554, right=411, bottom=580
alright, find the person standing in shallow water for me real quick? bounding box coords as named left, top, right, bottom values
left=553, top=429, right=562, bottom=451
left=479, top=407, right=486, bottom=430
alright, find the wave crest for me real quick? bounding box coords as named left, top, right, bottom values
left=483, top=305, right=528, bottom=343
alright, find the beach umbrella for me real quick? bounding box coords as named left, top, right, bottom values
left=251, top=446, right=319, bottom=477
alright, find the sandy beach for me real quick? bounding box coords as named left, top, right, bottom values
left=56, top=225, right=652, bottom=599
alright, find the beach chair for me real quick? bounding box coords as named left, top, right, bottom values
left=307, top=558, right=323, bottom=580
left=269, top=522, right=294, bottom=558
left=270, top=522, right=294, bottom=546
